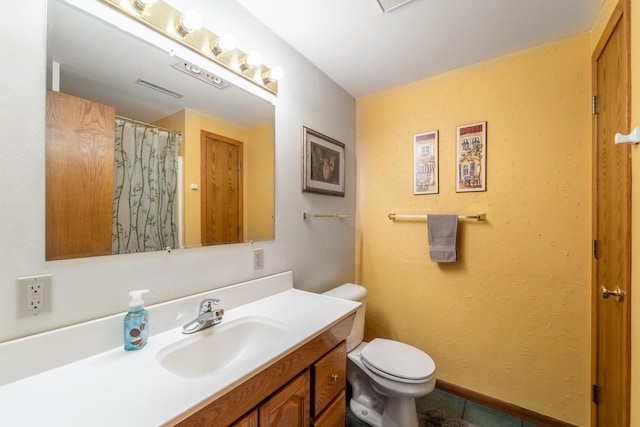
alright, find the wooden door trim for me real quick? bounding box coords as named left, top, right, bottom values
left=591, top=1, right=632, bottom=425
left=200, top=130, right=244, bottom=245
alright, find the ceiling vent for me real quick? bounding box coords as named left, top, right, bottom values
left=135, top=79, right=184, bottom=98
left=171, top=60, right=230, bottom=90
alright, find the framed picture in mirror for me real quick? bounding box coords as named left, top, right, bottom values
left=302, top=127, right=345, bottom=197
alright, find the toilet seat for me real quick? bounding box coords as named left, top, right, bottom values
left=360, top=338, right=435, bottom=384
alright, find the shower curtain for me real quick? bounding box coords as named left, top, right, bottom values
left=112, top=119, right=182, bottom=254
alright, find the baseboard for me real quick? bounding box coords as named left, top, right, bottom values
left=435, top=379, right=578, bottom=427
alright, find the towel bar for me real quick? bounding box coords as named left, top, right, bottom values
left=388, top=213, right=486, bottom=221
left=303, top=212, right=349, bottom=219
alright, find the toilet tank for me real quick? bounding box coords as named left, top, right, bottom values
left=322, top=283, right=366, bottom=352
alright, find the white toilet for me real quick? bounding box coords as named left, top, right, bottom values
left=323, top=283, right=436, bottom=427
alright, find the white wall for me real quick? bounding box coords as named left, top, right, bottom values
left=0, top=0, right=356, bottom=343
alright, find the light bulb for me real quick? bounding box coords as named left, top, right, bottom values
left=240, top=51, right=262, bottom=71
left=211, top=33, right=236, bottom=56
left=246, top=51, right=262, bottom=67
left=177, top=10, right=203, bottom=36
left=131, top=0, right=157, bottom=11
left=263, top=66, right=284, bottom=84
left=268, top=66, right=284, bottom=81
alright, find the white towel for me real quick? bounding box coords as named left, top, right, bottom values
left=427, top=214, right=458, bottom=262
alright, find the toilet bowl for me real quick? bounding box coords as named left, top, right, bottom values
left=323, top=284, right=436, bottom=427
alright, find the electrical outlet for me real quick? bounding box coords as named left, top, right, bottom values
left=27, top=283, right=43, bottom=310
left=17, top=274, right=52, bottom=318
left=253, top=248, right=264, bottom=270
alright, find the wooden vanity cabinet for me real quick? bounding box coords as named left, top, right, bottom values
left=173, top=314, right=354, bottom=427
left=312, top=342, right=346, bottom=418
left=258, top=370, right=310, bottom=426
left=312, top=390, right=346, bottom=427
left=230, top=409, right=257, bottom=427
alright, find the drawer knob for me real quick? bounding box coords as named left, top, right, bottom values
left=331, top=374, right=339, bottom=382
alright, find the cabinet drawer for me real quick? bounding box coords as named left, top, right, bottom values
left=312, top=389, right=345, bottom=427
left=312, top=342, right=346, bottom=417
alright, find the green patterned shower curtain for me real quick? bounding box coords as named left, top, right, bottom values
left=112, top=119, right=181, bottom=254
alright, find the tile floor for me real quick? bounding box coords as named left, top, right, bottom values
left=346, top=388, right=540, bottom=427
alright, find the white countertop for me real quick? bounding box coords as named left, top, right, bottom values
left=0, top=283, right=359, bottom=426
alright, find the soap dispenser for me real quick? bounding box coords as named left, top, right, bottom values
left=124, top=289, right=149, bottom=351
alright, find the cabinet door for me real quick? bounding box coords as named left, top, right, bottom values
left=231, top=408, right=258, bottom=427
left=312, top=389, right=345, bottom=427
left=259, top=370, right=310, bottom=426
left=312, top=342, right=346, bottom=417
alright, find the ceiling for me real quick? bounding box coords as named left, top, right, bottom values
left=237, top=0, right=604, bottom=98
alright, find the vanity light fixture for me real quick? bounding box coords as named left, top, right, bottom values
left=101, top=0, right=281, bottom=94
left=240, top=51, right=262, bottom=72
left=211, top=33, right=237, bottom=56
left=131, top=0, right=157, bottom=12
left=176, top=9, right=203, bottom=37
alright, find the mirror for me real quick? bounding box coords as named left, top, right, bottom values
left=45, top=0, right=275, bottom=260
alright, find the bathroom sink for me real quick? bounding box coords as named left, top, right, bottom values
left=157, top=316, right=288, bottom=378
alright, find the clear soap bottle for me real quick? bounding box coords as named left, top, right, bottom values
left=124, top=289, right=149, bottom=351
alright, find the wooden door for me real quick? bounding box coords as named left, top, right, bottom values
left=591, top=3, right=631, bottom=426
left=45, top=91, right=115, bottom=260
left=200, top=131, right=243, bottom=245
left=259, top=371, right=310, bottom=426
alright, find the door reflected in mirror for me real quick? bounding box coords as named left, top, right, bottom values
left=45, top=0, right=275, bottom=260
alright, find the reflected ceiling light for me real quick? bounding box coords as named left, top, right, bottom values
left=185, top=63, right=202, bottom=74
left=239, top=50, right=262, bottom=71
left=263, top=66, right=284, bottom=84
left=176, top=9, right=203, bottom=37
left=171, top=59, right=230, bottom=89
left=131, top=0, right=157, bottom=12
left=211, top=33, right=237, bottom=56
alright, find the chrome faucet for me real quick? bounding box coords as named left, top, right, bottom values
left=182, top=298, right=224, bottom=334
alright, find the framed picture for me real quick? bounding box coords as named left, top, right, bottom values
left=302, top=126, right=345, bottom=196
left=456, top=121, right=487, bottom=192
left=413, top=130, right=438, bottom=194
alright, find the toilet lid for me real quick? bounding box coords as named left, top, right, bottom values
left=360, top=338, right=435, bottom=383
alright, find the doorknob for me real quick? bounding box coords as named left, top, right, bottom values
left=601, top=286, right=625, bottom=302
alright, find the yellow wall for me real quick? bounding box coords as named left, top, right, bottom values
left=355, top=34, right=592, bottom=425
left=245, top=124, right=275, bottom=241
left=159, top=109, right=275, bottom=247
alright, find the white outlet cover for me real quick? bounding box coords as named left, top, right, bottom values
left=16, top=274, right=52, bottom=318
left=253, top=248, right=264, bottom=270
